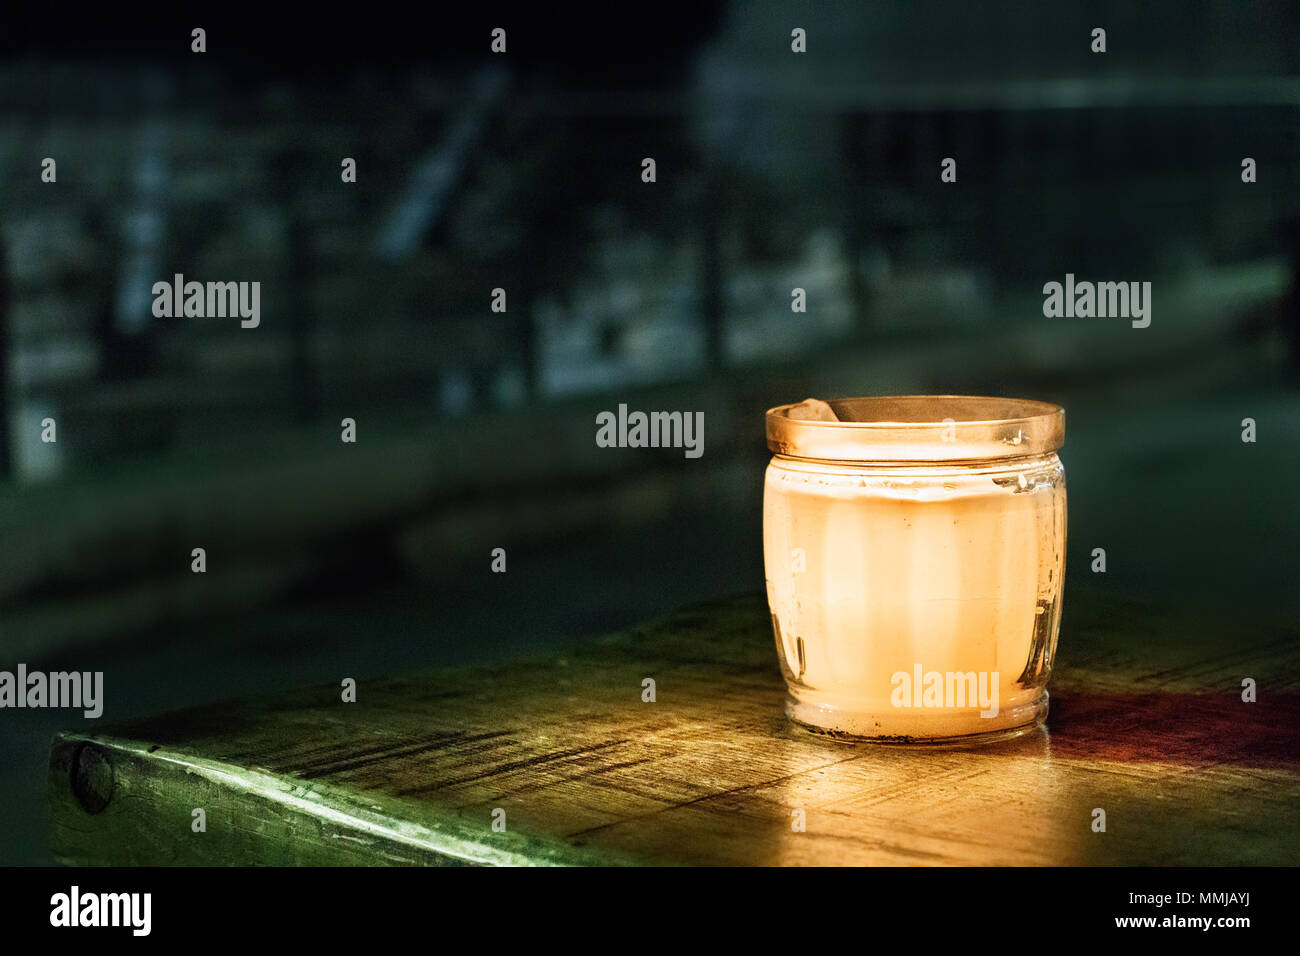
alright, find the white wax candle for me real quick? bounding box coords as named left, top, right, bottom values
left=764, top=455, right=1065, bottom=739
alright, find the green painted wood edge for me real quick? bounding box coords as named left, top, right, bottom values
left=49, top=734, right=614, bottom=867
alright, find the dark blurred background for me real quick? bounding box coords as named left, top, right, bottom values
left=2, top=1, right=1298, bottom=862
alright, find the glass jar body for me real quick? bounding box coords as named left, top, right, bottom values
left=763, top=451, right=1066, bottom=742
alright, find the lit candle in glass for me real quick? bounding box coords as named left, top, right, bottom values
left=763, top=396, right=1067, bottom=742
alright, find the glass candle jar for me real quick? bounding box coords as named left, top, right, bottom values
left=763, top=396, right=1066, bottom=743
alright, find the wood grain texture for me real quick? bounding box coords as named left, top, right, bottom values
left=49, top=590, right=1300, bottom=866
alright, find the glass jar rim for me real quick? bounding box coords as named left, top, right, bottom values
left=765, top=395, right=1065, bottom=463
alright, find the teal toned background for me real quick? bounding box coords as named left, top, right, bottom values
left=1, top=0, right=1298, bottom=862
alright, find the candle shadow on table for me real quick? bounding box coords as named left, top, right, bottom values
left=1046, top=690, right=1300, bottom=772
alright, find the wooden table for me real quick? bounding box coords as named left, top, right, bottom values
left=49, top=591, right=1300, bottom=865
